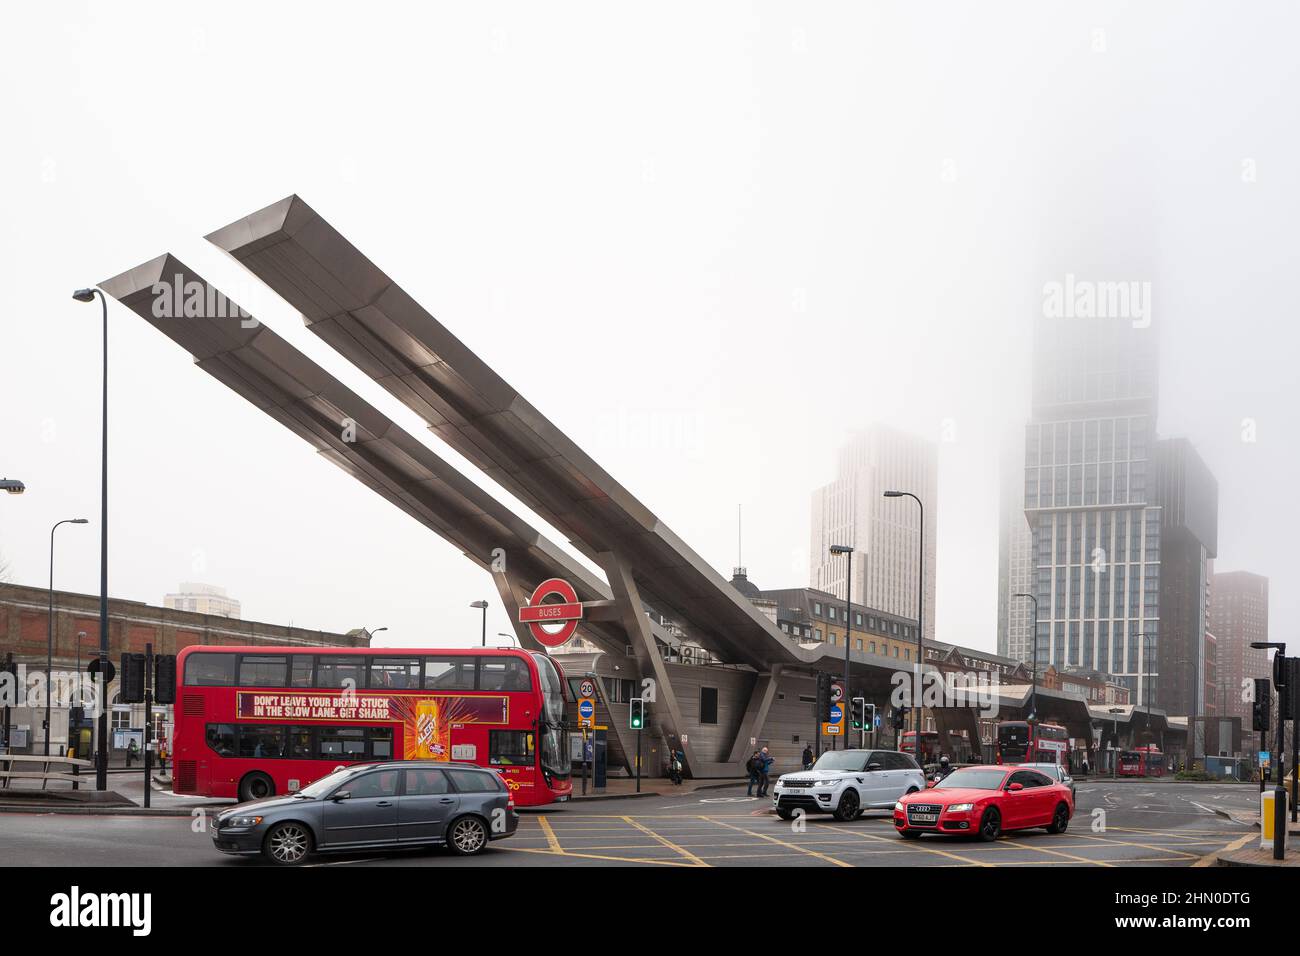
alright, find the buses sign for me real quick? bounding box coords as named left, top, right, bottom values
left=518, top=578, right=585, bottom=647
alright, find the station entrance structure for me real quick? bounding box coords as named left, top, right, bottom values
left=102, top=196, right=1181, bottom=777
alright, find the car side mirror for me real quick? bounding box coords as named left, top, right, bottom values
left=867, top=763, right=882, bottom=772
left=332, top=790, right=352, bottom=801
left=1008, top=782, right=1024, bottom=792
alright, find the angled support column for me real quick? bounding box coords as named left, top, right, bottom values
left=597, top=550, right=694, bottom=778
left=491, top=571, right=545, bottom=652
left=726, top=666, right=782, bottom=764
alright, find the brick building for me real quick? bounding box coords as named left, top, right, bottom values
left=0, top=581, right=368, bottom=755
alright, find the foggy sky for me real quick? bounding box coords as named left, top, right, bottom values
left=1, top=1, right=1295, bottom=657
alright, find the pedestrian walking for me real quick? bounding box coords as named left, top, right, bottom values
left=745, top=750, right=761, bottom=796
left=126, top=738, right=139, bottom=768
left=756, top=746, right=774, bottom=798
left=801, top=744, right=814, bottom=770
left=669, top=747, right=684, bottom=785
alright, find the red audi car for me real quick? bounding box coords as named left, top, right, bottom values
left=894, top=765, right=1073, bottom=840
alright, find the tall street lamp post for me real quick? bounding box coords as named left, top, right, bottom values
left=470, top=600, right=489, bottom=647
left=884, top=491, right=925, bottom=755
left=47, top=518, right=89, bottom=755
left=0, top=479, right=26, bottom=495
left=73, top=286, right=110, bottom=790
left=830, top=545, right=854, bottom=750
left=1014, top=593, right=1040, bottom=725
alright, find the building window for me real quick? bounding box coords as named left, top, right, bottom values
left=700, top=687, right=719, bottom=725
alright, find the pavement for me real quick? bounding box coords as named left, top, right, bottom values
left=0, top=779, right=1267, bottom=867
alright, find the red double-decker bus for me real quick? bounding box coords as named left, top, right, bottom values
left=1118, top=745, right=1166, bottom=777
left=172, top=645, right=572, bottom=806
left=995, top=720, right=1070, bottom=766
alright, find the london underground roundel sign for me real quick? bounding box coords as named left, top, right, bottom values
left=518, top=578, right=585, bottom=647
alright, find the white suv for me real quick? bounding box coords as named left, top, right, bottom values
left=773, top=749, right=925, bottom=821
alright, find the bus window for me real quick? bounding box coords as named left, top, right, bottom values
left=290, top=656, right=315, bottom=687
left=238, top=655, right=288, bottom=687
left=205, top=724, right=235, bottom=756
left=369, top=727, right=393, bottom=759
left=423, top=657, right=476, bottom=690
left=319, top=727, right=367, bottom=759
left=479, top=657, right=532, bottom=692
left=489, top=730, right=535, bottom=766
left=317, top=656, right=365, bottom=689
left=238, top=726, right=285, bottom=759
left=286, top=727, right=313, bottom=760
left=185, top=653, right=236, bottom=686
left=369, top=657, right=421, bottom=689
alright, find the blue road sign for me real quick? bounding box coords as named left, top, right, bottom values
left=579, top=699, right=595, bottom=720
left=830, top=704, right=843, bottom=723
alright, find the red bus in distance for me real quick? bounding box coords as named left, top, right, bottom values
left=172, top=645, right=572, bottom=806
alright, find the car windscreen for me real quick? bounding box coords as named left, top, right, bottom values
left=295, top=764, right=370, bottom=798
left=932, top=768, right=1007, bottom=790
left=812, top=751, right=868, bottom=772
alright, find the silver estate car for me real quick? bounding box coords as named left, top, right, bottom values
left=211, top=761, right=518, bottom=865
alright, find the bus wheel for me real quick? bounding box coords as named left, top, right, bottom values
left=239, top=772, right=275, bottom=802
left=263, top=822, right=313, bottom=865
left=1046, top=802, right=1070, bottom=834
left=448, top=815, right=489, bottom=855
left=978, top=807, right=1001, bottom=842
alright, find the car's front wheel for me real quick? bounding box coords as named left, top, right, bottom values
left=1046, top=802, right=1070, bottom=834
left=776, top=808, right=796, bottom=821
left=447, top=815, right=490, bottom=856
left=263, top=821, right=313, bottom=866
left=977, top=807, right=1001, bottom=842
left=832, top=788, right=861, bottom=822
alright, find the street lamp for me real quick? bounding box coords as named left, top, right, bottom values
left=883, top=490, right=925, bottom=750
left=470, top=600, right=489, bottom=647
left=47, top=518, right=89, bottom=756
left=1140, top=631, right=1157, bottom=747
left=0, top=479, right=25, bottom=495
left=1107, top=707, right=1124, bottom=779
left=829, top=544, right=854, bottom=751
left=367, top=626, right=388, bottom=644
left=497, top=632, right=520, bottom=647
left=1014, top=593, right=1039, bottom=724
left=73, top=286, right=110, bottom=790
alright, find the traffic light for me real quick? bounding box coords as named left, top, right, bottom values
left=892, top=706, right=908, bottom=730
left=1286, top=658, right=1300, bottom=723
left=850, top=696, right=866, bottom=730
left=120, top=653, right=146, bottom=704
left=1252, top=678, right=1272, bottom=732
left=155, top=655, right=177, bottom=705
left=629, top=697, right=644, bottom=730
left=815, top=672, right=832, bottom=721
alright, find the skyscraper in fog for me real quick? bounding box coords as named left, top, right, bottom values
left=810, top=425, right=937, bottom=642
left=1023, top=316, right=1162, bottom=706
left=1017, top=315, right=1217, bottom=715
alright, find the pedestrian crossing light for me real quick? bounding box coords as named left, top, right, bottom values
left=629, top=697, right=645, bottom=730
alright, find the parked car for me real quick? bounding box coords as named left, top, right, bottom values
left=211, top=760, right=518, bottom=865
left=772, top=749, right=925, bottom=821
left=894, top=765, right=1073, bottom=840
left=1017, top=761, right=1076, bottom=802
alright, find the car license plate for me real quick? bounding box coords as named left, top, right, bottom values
left=911, top=812, right=938, bottom=823
left=554, top=795, right=569, bottom=802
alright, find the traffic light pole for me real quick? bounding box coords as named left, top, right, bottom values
left=635, top=724, right=642, bottom=794
left=143, top=643, right=153, bottom=810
